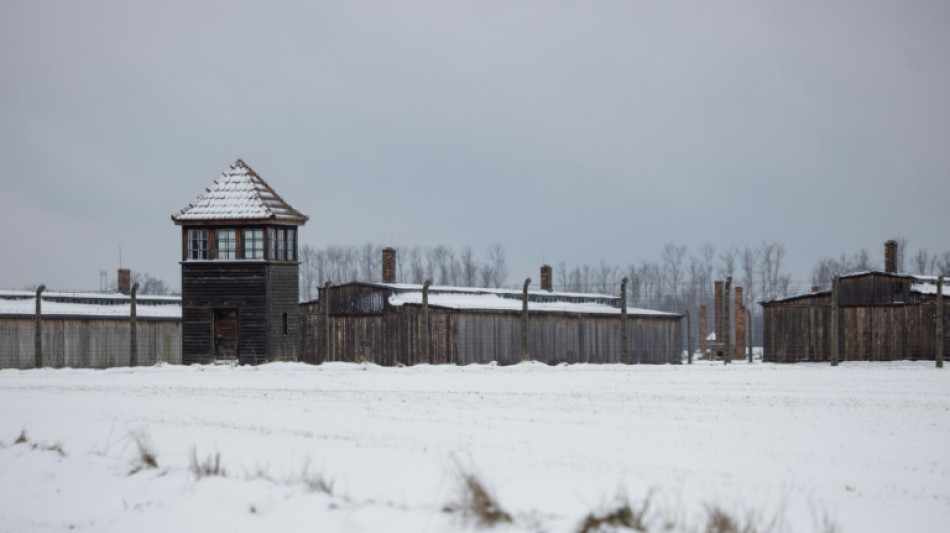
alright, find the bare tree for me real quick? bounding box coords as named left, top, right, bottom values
left=718, top=246, right=738, bottom=280
left=759, top=241, right=788, bottom=300
left=460, top=246, right=478, bottom=287
left=409, top=247, right=425, bottom=284
left=911, top=248, right=935, bottom=275
left=131, top=272, right=169, bottom=295
left=488, top=243, right=508, bottom=288
left=661, top=244, right=687, bottom=300
left=741, top=246, right=759, bottom=309
left=894, top=237, right=909, bottom=272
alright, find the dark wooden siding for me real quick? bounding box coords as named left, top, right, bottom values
left=763, top=295, right=947, bottom=362
left=267, top=264, right=301, bottom=362
left=838, top=274, right=913, bottom=306
left=0, top=317, right=180, bottom=369
left=300, top=303, right=682, bottom=366
left=181, top=262, right=268, bottom=365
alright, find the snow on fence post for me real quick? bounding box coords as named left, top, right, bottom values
left=521, top=278, right=531, bottom=362
left=34, top=284, right=45, bottom=369
left=621, top=277, right=629, bottom=364
left=685, top=309, right=692, bottom=364
left=937, top=276, right=944, bottom=369
left=831, top=276, right=839, bottom=366
left=724, top=277, right=732, bottom=365
left=747, top=309, right=753, bottom=363
left=422, top=279, right=432, bottom=365
left=130, top=282, right=140, bottom=366
left=322, top=280, right=331, bottom=363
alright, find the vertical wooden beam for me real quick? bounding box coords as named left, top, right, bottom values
left=34, top=284, right=45, bottom=369
left=130, top=282, right=140, bottom=366
left=422, top=279, right=432, bottom=365
left=724, top=276, right=732, bottom=365
left=685, top=309, right=692, bottom=364
left=322, top=280, right=331, bottom=363
left=621, top=277, right=629, bottom=364
left=521, top=278, right=531, bottom=362
left=937, top=276, right=944, bottom=369
left=831, top=276, right=839, bottom=366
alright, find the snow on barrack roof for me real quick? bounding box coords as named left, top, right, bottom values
left=388, top=291, right=676, bottom=317
left=172, top=159, right=308, bottom=224
left=321, top=282, right=679, bottom=317
left=0, top=290, right=181, bottom=319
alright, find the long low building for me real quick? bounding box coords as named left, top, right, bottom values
left=300, top=275, right=682, bottom=366
left=0, top=290, right=182, bottom=369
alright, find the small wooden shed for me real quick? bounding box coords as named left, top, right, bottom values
left=300, top=282, right=682, bottom=366
left=761, top=271, right=948, bottom=362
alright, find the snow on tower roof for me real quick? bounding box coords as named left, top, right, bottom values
left=172, top=159, right=308, bottom=224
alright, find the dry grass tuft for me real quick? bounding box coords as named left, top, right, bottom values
left=14, top=429, right=28, bottom=445
left=190, top=447, right=225, bottom=478
left=578, top=496, right=651, bottom=533
left=129, top=431, right=158, bottom=474
left=444, top=470, right=513, bottom=527
left=299, top=458, right=334, bottom=494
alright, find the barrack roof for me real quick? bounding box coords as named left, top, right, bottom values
left=172, top=159, right=308, bottom=224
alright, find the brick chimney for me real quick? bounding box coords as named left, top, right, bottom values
left=540, top=265, right=553, bottom=291
left=118, top=269, right=131, bottom=295
left=382, top=247, right=396, bottom=283
left=885, top=240, right=898, bottom=273
left=714, top=280, right=724, bottom=344
left=811, top=286, right=821, bottom=293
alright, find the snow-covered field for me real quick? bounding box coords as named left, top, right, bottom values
left=0, top=360, right=947, bottom=532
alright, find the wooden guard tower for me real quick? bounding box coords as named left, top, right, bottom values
left=172, top=159, right=308, bottom=364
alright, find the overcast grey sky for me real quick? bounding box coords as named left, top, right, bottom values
left=1, top=0, right=948, bottom=293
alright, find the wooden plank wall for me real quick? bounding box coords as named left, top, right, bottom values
left=763, top=299, right=947, bottom=362
left=181, top=262, right=268, bottom=365
left=300, top=305, right=682, bottom=366
left=267, top=264, right=301, bottom=362
left=0, top=317, right=181, bottom=369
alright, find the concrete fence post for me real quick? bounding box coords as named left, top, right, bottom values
left=521, top=278, right=531, bottom=362
left=621, top=277, right=629, bottom=364
left=34, top=284, right=45, bottom=369
left=422, top=279, right=432, bottom=365
left=130, top=282, right=140, bottom=366
left=937, top=276, right=944, bottom=369
left=831, top=276, right=840, bottom=366
left=322, top=280, right=331, bottom=363
left=724, top=277, right=732, bottom=365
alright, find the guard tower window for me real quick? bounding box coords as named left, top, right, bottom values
left=216, top=229, right=236, bottom=260
left=243, top=228, right=264, bottom=259
left=187, top=229, right=209, bottom=260
left=276, top=228, right=287, bottom=260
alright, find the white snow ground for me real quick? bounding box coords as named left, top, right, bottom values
left=0, top=360, right=948, bottom=532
